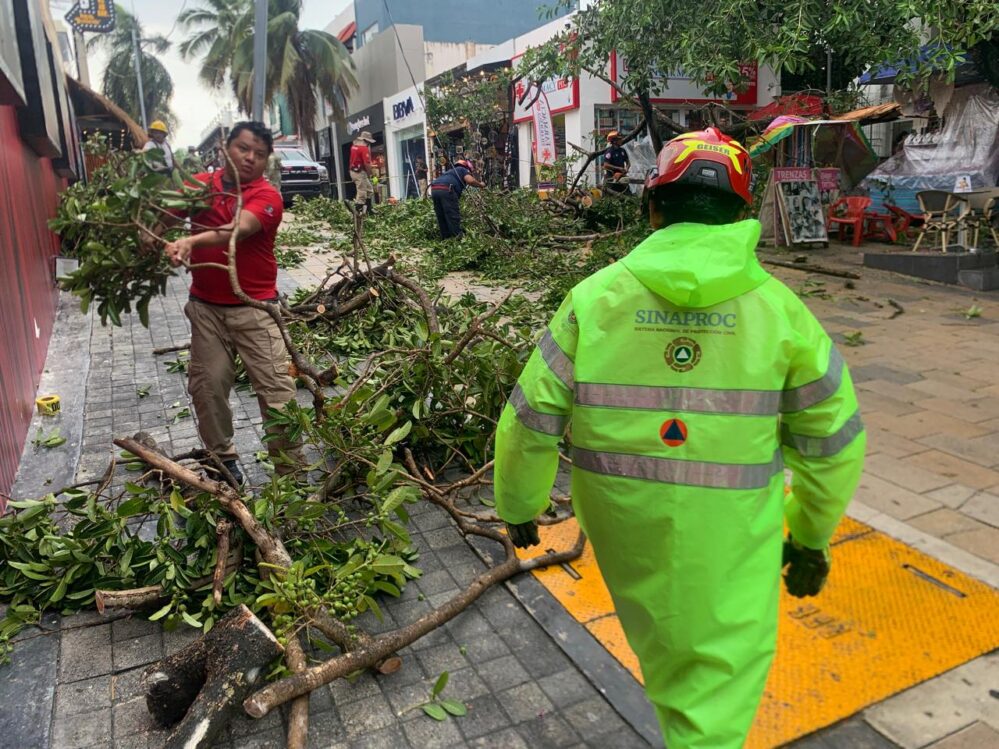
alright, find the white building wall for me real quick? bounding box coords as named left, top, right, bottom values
left=425, top=41, right=496, bottom=79
left=384, top=83, right=429, bottom=199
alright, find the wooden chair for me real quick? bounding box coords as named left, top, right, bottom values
left=827, top=196, right=872, bottom=246
left=963, top=188, right=999, bottom=249
left=913, top=191, right=970, bottom=252
left=885, top=204, right=924, bottom=240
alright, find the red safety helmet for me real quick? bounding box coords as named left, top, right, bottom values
left=454, top=159, right=475, bottom=173
left=644, top=127, right=752, bottom=205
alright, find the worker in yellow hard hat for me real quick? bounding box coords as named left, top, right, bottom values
left=143, top=119, right=174, bottom=174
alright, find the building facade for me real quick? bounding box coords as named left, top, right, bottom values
left=0, top=0, right=79, bottom=501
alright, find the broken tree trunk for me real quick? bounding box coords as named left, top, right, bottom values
left=142, top=604, right=283, bottom=749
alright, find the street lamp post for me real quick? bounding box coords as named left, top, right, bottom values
left=131, top=26, right=147, bottom=130
left=252, top=0, right=267, bottom=121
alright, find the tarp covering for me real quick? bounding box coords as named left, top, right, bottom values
left=861, top=84, right=999, bottom=211
left=858, top=44, right=975, bottom=85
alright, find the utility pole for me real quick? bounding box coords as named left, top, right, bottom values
left=252, top=0, right=267, bottom=121
left=131, top=26, right=147, bottom=129
left=73, top=30, right=90, bottom=86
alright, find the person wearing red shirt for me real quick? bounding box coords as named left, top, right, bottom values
left=163, top=121, right=303, bottom=484
left=349, top=130, right=375, bottom=213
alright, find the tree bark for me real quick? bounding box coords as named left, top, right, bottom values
left=142, top=604, right=283, bottom=749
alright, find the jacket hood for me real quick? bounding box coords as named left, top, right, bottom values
left=620, top=220, right=770, bottom=308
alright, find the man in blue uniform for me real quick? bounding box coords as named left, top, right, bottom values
left=429, top=159, right=486, bottom=239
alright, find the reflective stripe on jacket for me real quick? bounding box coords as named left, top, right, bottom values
left=494, top=219, right=865, bottom=748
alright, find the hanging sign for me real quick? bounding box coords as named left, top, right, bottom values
left=531, top=87, right=557, bottom=167
left=65, top=0, right=116, bottom=33
left=512, top=53, right=579, bottom=123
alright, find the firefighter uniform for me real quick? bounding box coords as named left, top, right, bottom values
left=494, top=218, right=865, bottom=748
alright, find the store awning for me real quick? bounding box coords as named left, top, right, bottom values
left=66, top=75, right=147, bottom=147
left=748, top=93, right=824, bottom=121
left=337, top=22, right=356, bottom=43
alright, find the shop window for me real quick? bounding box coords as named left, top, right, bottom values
left=361, top=23, right=379, bottom=45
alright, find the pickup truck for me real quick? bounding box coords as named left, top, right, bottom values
left=274, top=146, right=330, bottom=206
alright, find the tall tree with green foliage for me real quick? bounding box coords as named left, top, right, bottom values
left=177, top=0, right=252, bottom=90
left=523, top=0, right=999, bottom=146
left=88, top=5, right=177, bottom=129
left=180, top=0, right=357, bottom=143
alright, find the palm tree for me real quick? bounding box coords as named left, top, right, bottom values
left=88, top=5, right=177, bottom=129
left=177, top=0, right=252, bottom=91
left=181, top=0, right=356, bottom=143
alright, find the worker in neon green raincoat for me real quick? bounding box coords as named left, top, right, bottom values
left=494, top=128, right=865, bottom=748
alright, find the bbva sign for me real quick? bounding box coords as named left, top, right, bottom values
left=392, top=97, right=416, bottom=121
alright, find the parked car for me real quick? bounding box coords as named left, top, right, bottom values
left=274, top=146, right=329, bottom=206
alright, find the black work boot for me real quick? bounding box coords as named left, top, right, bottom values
left=221, top=459, right=245, bottom=488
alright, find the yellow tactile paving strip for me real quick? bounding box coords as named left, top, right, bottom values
left=518, top=517, right=999, bottom=748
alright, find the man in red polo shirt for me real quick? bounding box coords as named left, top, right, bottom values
left=163, top=121, right=303, bottom=484
left=349, top=130, right=375, bottom=213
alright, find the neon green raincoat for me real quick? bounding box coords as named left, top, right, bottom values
left=495, top=220, right=865, bottom=748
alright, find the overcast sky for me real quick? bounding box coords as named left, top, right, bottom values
left=51, top=0, right=352, bottom=146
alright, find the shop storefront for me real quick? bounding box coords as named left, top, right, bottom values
left=383, top=85, right=428, bottom=200
left=336, top=102, right=386, bottom=202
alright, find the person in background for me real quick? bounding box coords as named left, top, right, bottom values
left=415, top=157, right=428, bottom=198
left=161, top=121, right=305, bottom=485
left=602, top=130, right=630, bottom=194
left=264, top=151, right=282, bottom=192
left=494, top=128, right=865, bottom=748
left=429, top=159, right=485, bottom=239
left=143, top=120, right=174, bottom=174
left=349, top=130, right=376, bottom=213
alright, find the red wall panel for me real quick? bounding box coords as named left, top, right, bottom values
left=0, top=104, right=62, bottom=502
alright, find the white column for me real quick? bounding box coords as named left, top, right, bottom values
left=517, top=123, right=532, bottom=188
left=386, top=126, right=402, bottom=199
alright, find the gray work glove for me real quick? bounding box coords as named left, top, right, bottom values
left=505, top=520, right=540, bottom=549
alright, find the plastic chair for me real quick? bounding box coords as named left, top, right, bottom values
left=963, top=188, right=999, bottom=248
left=827, top=196, right=872, bottom=246
left=913, top=191, right=971, bottom=252
left=885, top=204, right=924, bottom=240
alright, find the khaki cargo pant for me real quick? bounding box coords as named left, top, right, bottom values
left=185, top=299, right=303, bottom=472
left=351, top=169, right=373, bottom=205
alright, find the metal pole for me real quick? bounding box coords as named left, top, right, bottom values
left=331, top=121, right=343, bottom=201
left=252, top=0, right=267, bottom=121
left=73, top=30, right=90, bottom=87
left=826, top=48, right=833, bottom=94
left=131, top=26, right=147, bottom=129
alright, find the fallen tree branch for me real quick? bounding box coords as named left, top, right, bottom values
left=762, top=259, right=861, bottom=280
left=285, top=636, right=309, bottom=749
left=244, top=532, right=585, bottom=717
left=153, top=343, right=191, bottom=355
left=212, top=521, right=232, bottom=606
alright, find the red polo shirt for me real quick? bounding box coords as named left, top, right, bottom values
left=349, top=143, right=371, bottom=171
left=188, top=171, right=283, bottom=305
